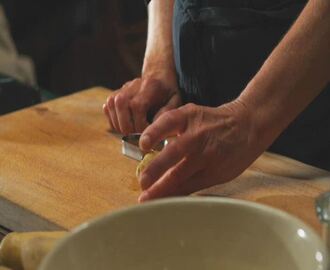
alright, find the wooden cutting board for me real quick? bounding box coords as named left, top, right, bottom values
left=0, top=87, right=328, bottom=234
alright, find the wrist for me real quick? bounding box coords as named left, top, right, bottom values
left=228, top=98, right=260, bottom=150
left=142, top=56, right=177, bottom=83
left=214, top=98, right=265, bottom=159
left=237, top=82, right=285, bottom=153
left=143, top=49, right=175, bottom=72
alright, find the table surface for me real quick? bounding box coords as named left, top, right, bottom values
left=0, top=88, right=329, bottom=233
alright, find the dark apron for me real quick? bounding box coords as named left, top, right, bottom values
left=173, top=0, right=330, bottom=170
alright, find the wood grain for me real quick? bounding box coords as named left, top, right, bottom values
left=0, top=87, right=329, bottom=234
left=0, top=88, right=140, bottom=231
left=198, top=152, right=330, bottom=233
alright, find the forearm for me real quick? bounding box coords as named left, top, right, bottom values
left=142, top=0, right=175, bottom=76
left=239, top=0, right=330, bottom=149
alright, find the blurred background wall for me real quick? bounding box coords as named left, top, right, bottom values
left=1, top=0, right=147, bottom=96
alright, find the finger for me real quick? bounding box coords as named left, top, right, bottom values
left=129, top=97, right=149, bottom=133
left=153, top=94, right=182, bottom=121
left=102, top=103, right=109, bottom=119
left=139, top=134, right=195, bottom=190
left=138, top=158, right=204, bottom=202
left=103, top=103, right=114, bottom=130
left=131, top=78, right=177, bottom=131
left=107, top=95, right=120, bottom=132
left=139, top=109, right=187, bottom=151
left=114, top=91, right=135, bottom=135
left=114, top=79, right=141, bottom=134
left=130, top=79, right=163, bottom=132
left=122, top=81, right=132, bottom=88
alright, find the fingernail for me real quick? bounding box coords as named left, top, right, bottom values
left=102, top=104, right=106, bottom=110
left=139, top=173, right=149, bottom=190
left=138, top=191, right=149, bottom=203
left=140, top=134, right=151, bottom=150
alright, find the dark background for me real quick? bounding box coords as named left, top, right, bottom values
left=1, top=0, right=148, bottom=95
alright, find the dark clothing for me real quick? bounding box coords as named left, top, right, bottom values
left=173, top=0, right=330, bottom=170
left=0, top=74, right=40, bottom=115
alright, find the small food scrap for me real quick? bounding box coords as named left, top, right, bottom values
left=136, top=151, right=159, bottom=178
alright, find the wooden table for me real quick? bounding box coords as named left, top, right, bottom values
left=0, top=88, right=329, bottom=234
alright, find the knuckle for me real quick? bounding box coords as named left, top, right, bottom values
left=114, top=93, right=126, bottom=109
left=122, top=81, right=131, bottom=88
left=107, top=95, right=115, bottom=107
left=162, top=109, right=185, bottom=127
left=129, top=78, right=142, bottom=89
left=132, top=78, right=141, bottom=84
left=124, top=78, right=139, bottom=87
left=162, top=110, right=177, bottom=123
left=183, top=103, right=196, bottom=113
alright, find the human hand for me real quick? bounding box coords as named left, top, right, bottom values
left=137, top=100, right=263, bottom=202
left=103, top=71, right=181, bottom=135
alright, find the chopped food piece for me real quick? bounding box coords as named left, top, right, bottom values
left=136, top=151, right=159, bottom=178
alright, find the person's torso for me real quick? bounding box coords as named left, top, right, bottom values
left=173, top=0, right=330, bottom=170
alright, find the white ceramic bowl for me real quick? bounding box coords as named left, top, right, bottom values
left=39, top=197, right=328, bottom=270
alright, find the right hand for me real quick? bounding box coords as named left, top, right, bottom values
left=103, top=71, right=181, bottom=134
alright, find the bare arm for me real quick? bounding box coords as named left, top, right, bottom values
left=138, top=0, right=330, bottom=201
left=239, top=0, right=330, bottom=152
left=104, top=0, right=180, bottom=134
left=143, top=0, right=176, bottom=77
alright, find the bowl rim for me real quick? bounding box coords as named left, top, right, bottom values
left=39, top=197, right=328, bottom=270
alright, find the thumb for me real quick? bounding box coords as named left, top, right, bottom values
left=139, top=108, right=187, bottom=151
left=153, top=94, right=182, bottom=121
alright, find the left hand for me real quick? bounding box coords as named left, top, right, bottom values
left=138, top=100, right=263, bottom=202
